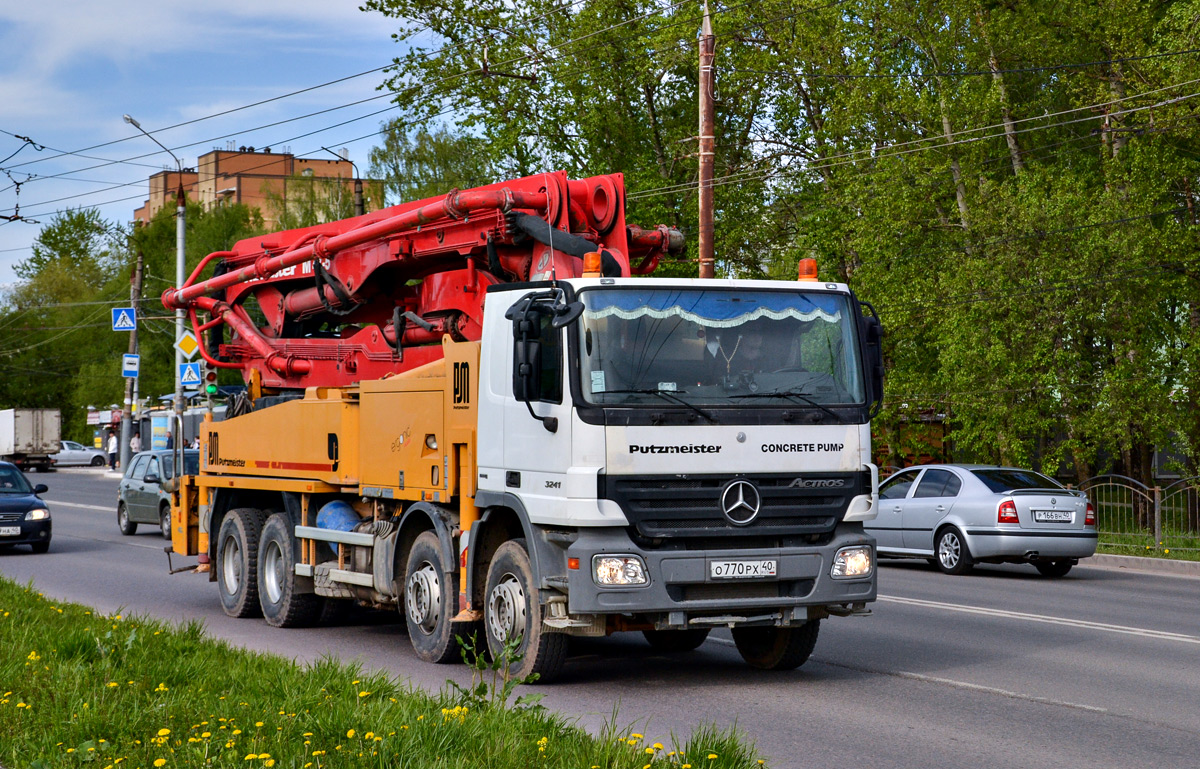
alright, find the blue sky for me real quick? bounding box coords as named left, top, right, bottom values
left=0, top=1, right=414, bottom=286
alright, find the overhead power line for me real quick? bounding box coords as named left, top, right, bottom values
left=728, top=46, right=1200, bottom=81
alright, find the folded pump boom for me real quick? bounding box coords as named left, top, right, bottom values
left=162, top=171, right=684, bottom=390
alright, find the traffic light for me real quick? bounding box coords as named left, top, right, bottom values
left=202, top=360, right=219, bottom=397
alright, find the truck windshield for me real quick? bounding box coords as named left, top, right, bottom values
left=577, top=288, right=865, bottom=407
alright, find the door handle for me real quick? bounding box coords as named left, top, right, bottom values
left=935, top=505, right=945, bottom=513
left=892, top=506, right=902, bottom=513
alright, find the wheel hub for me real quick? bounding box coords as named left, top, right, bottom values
left=263, top=541, right=284, bottom=603
left=487, top=573, right=526, bottom=643
left=221, top=537, right=241, bottom=595
left=406, top=562, right=441, bottom=635
left=939, top=534, right=960, bottom=569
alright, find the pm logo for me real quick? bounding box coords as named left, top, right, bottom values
left=453, top=362, right=470, bottom=405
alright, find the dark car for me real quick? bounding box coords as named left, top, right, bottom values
left=117, top=450, right=199, bottom=538
left=0, top=461, right=52, bottom=553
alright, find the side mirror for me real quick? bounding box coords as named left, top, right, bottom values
left=512, top=337, right=542, bottom=402
left=551, top=300, right=584, bottom=329
left=33, top=484, right=48, bottom=495
left=864, top=315, right=885, bottom=411
left=144, top=473, right=161, bottom=484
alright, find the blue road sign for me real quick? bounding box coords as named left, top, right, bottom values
left=111, top=307, right=137, bottom=331
left=179, top=362, right=202, bottom=386
left=122, top=353, right=140, bottom=378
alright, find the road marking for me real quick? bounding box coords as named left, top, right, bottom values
left=879, top=594, right=1200, bottom=645
left=709, top=637, right=1108, bottom=712
left=47, top=500, right=112, bottom=512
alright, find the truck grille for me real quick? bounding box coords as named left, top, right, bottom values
left=599, top=472, right=866, bottom=540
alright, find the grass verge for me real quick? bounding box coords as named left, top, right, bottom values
left=0, top=575, right=765, bottom=768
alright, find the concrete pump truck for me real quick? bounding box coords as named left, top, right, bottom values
left=162, top=171, right=884, bottom=682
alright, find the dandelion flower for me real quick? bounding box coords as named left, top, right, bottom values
left=708, top=754, right=719, bottom=759
left=158, top=729, right=171, bottom=737
left=154, top=760, right=166, bottom=767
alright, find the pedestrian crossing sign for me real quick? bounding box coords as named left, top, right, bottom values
left=111, top=307, right=137, bottom=331
left=180, top=362, right=202, bottom=386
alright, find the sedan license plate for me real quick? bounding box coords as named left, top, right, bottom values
left=710, top=560, right=777, bottom=579
left=0, top=526, right=20, bottom=536
left=1033, top=510, right=1073, bottom=523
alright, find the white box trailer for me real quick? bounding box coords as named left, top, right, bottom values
left=0, top=408, right=61, bottom=472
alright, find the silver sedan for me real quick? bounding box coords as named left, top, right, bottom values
left=866, top=465, right=1097, bottom=577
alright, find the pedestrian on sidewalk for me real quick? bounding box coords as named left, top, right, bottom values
left=130, top=432, right=141, bottom=454
left=106, top=431, right=118, bottom=470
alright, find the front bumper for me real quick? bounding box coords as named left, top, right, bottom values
left=0, top=519, right=52, bottom=547
left=964, top=529, right=1098, bottom=560
left=564, top=523, right=875, bottom=623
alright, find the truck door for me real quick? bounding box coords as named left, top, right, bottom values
left=502, top=305, right=574, bottom=524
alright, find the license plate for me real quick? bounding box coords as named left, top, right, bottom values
left=1034, top=510, right=1073, bottom=523
left=0, top=526, right=20, bottom=536
left=710, top=560, right=777, bottom=579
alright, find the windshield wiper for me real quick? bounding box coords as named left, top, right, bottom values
left=730, top=390, right=844, bottom=422
left=601, top=388, right=719, bottom=423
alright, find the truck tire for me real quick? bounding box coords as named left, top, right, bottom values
left=643, top=628, right=710, bottom=652
left=731, top=620, right=821, bottom=671
left=403, top=531, right=460, bottom=663
left=258, top=512, right=323, bottom=627
left=117, top=503, right=137, bottom=536
left=216, top=508, right=266, bottom=618
left=483, top=539, right=568, bottom=683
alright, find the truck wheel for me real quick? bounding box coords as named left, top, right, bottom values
left=159, top=503, right=172, bottom=540
left=258, top=512, right=323, bottom=627
left=117, top=503, right=137, bottom=536
left=216, top=508, right=266, bottom=618
left=484, top=539, right=568, bottom=683
left=731, top=620, right=821, bottom=671
left=643, top=628, right=711, bottom=653
left=404, top=531, right=459, bottom=663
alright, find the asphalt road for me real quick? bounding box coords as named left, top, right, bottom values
left=3, top=470, right=1198, bottom=768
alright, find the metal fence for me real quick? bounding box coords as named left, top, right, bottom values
left=1074, top=475, right=1199, bottom=554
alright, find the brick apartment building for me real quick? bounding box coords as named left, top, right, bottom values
left=133, top=146, right=375, bottom=226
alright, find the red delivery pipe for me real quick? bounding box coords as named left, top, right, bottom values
left=164, top=188, right=547, bottom=310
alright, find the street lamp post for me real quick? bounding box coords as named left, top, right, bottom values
left=321, top=146, right=364, bottom=217
left=124, top=114, right=187, bottom=445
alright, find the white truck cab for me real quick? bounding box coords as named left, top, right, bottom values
left=471, top=277, right=883, bottom=669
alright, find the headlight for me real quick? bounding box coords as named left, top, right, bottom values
left=592, top=555, right=648, bottom=586
left=831, top=545, right=872, bottom=579
left=25, top=507, right=50, bottom=521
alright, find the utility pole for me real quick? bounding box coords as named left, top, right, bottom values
left=119, top=248, right=144, bottom=471
left=698, top=1, right=716, bottom=279
left=124, top=114, right=187, bottom=444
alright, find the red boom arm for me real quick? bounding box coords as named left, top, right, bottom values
left=163, top=171, right=683, bottom=390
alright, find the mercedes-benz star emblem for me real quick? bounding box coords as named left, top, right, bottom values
left=721, top=480, right=761, bottom=525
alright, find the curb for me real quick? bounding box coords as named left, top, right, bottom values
left=1084, top=553, right=1200, bottom=577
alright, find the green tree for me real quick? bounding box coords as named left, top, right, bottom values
left=369, top=121, right=495, bottom=205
